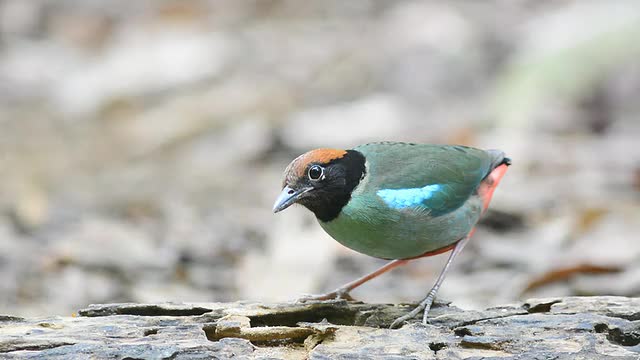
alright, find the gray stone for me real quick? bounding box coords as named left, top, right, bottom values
left=1, top=296, right=639, bottom=359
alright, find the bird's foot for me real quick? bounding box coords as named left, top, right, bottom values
left=389, top=292, right=436, bottom=329
left=296, top=287, right=355, bottom=302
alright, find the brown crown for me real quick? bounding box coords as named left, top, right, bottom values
left=284, top=148, right=347, bottom=182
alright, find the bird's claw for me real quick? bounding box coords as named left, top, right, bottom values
left=295, top=288, right=355, bottom=303
left=390, top=306, right=424, bottom=329
left=389, top=296, right=435, bottom=329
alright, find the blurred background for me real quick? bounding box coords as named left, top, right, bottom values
left=0, top=0, right=639, bottom=317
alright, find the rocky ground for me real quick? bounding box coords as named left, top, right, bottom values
left=1, top=296, right=640, bottom=359
left=0, top=0, right=639, bottom=318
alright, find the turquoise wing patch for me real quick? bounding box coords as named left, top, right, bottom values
left=377, top=184, right=442, bottom=209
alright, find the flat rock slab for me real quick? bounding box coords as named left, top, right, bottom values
left=1, top=296, right=639, bottom=359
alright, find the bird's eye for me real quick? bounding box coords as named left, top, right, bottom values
left=308, top=165, right=324, bottom=181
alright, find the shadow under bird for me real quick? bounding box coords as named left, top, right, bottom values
left=273, top=142, right=510, bottom=328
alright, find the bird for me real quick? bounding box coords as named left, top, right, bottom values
left=273, top=142, right=510, bottom=328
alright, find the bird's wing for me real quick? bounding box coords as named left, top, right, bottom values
left=354, top=143, right=502, bottom=216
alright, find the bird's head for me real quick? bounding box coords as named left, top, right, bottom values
left=273, top=148, right=366, bottom=222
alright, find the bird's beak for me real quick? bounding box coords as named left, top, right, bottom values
left=273, top=186, right=311, bottom=213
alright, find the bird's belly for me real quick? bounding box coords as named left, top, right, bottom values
left=319, top=196, right=482, bottom=259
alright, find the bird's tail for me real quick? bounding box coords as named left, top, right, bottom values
left=486, top=149, right=512, bottom=172
left=479, top=150, right=510, bottom=212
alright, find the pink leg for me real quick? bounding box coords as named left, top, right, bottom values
left=298, top=259, right=410, bottom=301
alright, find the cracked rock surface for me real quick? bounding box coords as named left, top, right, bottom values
left=1, top=296, right=639, bottom=359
